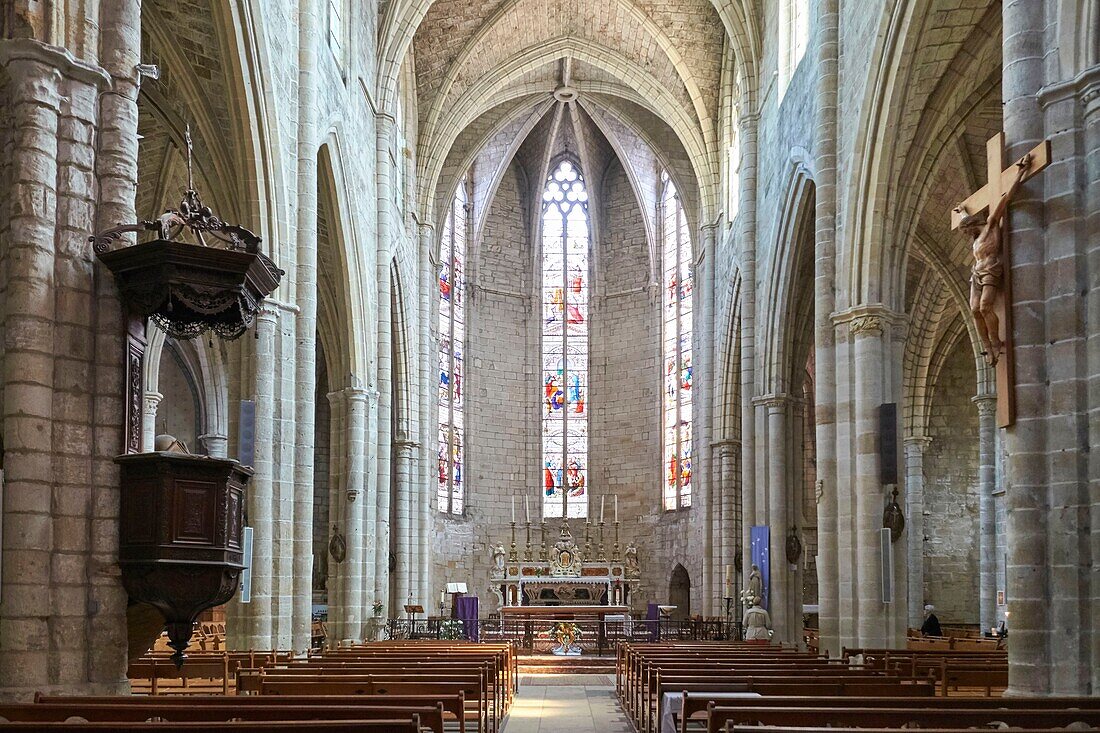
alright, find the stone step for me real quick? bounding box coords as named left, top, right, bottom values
left=517, top=654, right=616, bottom=675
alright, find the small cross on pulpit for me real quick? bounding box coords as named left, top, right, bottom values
left=951, top=132, right=1050, bottom=428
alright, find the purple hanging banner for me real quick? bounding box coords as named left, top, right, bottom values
left=455, top=595, right=479, bottom=642
left=750, top=525, right=770, bottom=610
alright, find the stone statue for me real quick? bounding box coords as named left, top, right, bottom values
left=624, top=543, right=639, bottom=578
left=491, top=543, right=506, bottom=575
left=958, top=153, right=1030, bottom=367
left=745, top=564, right=763, bottom=606
left=743, top=601, right=772, bottom=641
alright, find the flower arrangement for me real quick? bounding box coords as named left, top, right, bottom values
left=372, top=600, right=384, bottom=617
left=439, top=619, right=464, bottom=640
left=551, top=621, right=582, bottom=653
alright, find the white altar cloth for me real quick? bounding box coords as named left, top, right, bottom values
left=660, top=691, right=761, bottom=733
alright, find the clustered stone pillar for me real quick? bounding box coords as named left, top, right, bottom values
left=0, top=1, right=138, bottom=696
left=827, top=307, right=906, bottom=650
left=1001, top=0, right=1100, bottom=695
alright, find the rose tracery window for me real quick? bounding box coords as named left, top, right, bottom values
left=541, top=160, right=589, bottom=520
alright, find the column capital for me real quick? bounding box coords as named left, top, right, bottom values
left=972, top=394, right=998, bottom=417
left=257, top=302, right=281, bottom=323
left=752, top=393, right=792, bottom=410
left=903, top=434, right=933, bottom=453
left=831, top=304, right=906, bottom=337
left=394, top=438, right=421, bottom=455
left=328, top=386, right=369, bottom=406
left=0, top=38, right=111, bottom=90
left=711, top=438, right=742, bottom=458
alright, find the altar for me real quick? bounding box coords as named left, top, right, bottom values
left=488, top=517, right=640, bottom=610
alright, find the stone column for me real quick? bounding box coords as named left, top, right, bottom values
left=291, top=0, right=320, bottom=656
left=813, top=0, right=840, bottom=658
left=757, top=394, right=795, bottom=644
left=373, top=113, right=395, bottom=611
left=850, top=309, right=889, bottom=648
left=712, top=439, right=741, bottom=615
left=1002, top=0, right=1100, bottom=693
left=0, top=35, right=136, bottom=698
left=246, top=303, right=279, bottom=648
left=697, top=223, right=717, bottom=614
left=973, top=395, right=997, bottom=635
left=142, top=391, right=163, bottom=451
left=1001, top=0, right=1054, bottom=695
left=417, top=221, right=435, bottom=606
left=392, top=437, right=419, bottom=609
left=903, top=435, right=931, bottom=629
left=738, top=112, right=759, bottom=580
left=328, top=387, right=368, bottom=644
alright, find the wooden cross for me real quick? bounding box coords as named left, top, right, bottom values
left=951, top=132, right=1050, bottom=428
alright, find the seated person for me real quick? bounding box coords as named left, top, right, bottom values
left=920, top=604, right=942, bottom=637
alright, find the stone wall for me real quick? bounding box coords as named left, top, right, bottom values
left=591, top=159, right=664, bottom=607
left=922, top=338, right=980, bottom=623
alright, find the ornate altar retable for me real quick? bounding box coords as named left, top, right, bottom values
left=489, top=519, right=639, bottom=610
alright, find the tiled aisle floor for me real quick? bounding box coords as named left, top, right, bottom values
left=503, top=679, right=634, bottom=733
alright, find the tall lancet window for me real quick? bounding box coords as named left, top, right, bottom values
left=662, top=173, right=693, bottom=510
left=438, top=178, right=468, bottom=514
left=541, top=160, right=589, bottom=519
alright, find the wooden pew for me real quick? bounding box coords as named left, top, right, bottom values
left=704, top=704, right=1100, bottom=733
left=0, top=721, right=422, bottom=732
left=676, top=694, right=1100, bottom=733
left=0, top=703, right=445, bottom=733
left=259, top=679, right=488, bottom=733
left=36, top=694, right=469, bottom=733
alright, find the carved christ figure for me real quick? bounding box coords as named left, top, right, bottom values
left=957, top=154, right=1031, bottom=367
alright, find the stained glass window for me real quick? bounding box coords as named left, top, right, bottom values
left=438, top=178, right=467, bottom=515
left=541, top=160, right=589, bottom=519
left=662, top=173, right=693, bottom=511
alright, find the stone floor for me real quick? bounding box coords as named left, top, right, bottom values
left=502, top=678, right=633, bottom=733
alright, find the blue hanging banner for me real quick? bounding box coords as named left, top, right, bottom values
left=750, top=525, right=770, bottom=610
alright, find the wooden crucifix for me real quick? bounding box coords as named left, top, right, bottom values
left=951, top=132, right=1050, bottom=428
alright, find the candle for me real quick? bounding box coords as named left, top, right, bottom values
left=511, top=496, right=515, bottom=524
left=725, top=564, right=733, bottom=585
left=600, top=496, right=605, bottom=524
left=615, top=496, right=619, bottom=523
left=525, top=495, right=530, bottom=523
left=441, top=589, right=446, bottom=605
